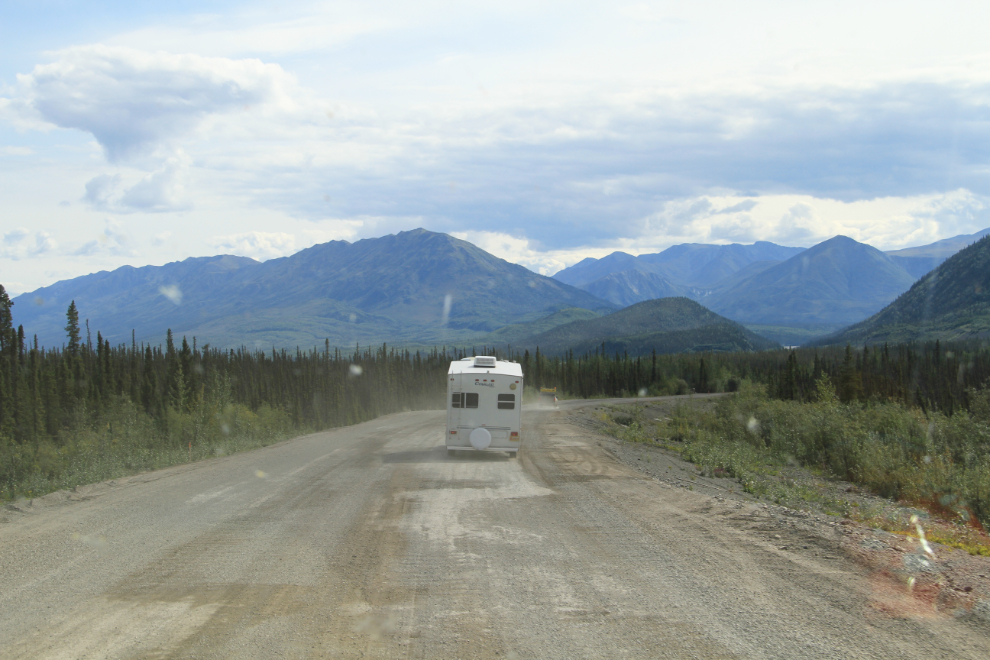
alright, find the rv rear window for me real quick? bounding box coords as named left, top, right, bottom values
left=451, top=392, right=479, bottom=408
left=497, top=394, right=515, bottom=409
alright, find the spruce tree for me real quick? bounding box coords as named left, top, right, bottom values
left=0, top=285, right=13, bottom=439
left=65, top=301, right=81, bottom=357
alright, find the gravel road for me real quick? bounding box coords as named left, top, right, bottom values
left=2, top=398, right=989, bottom=659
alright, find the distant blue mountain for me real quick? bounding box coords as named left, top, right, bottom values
left=553, top=241, right=805, bottom=306
left=884, top=228, right=990, bottom=279
left=705, top=236, right=916, bottom=326
left=11, top=229, right=611, bottom=350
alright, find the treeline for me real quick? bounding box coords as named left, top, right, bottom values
left=519, top=340, right=990, bottom=415
left=4, top=283, right=990, bottom=500
left=764, top=341, right=990, bottom=414
left=0, top=288, right=464, bottom=499
left=0, top=301, right=454, bottom=445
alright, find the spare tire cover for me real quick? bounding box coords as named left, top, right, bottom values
left=469, top=427, right=492, bottom=450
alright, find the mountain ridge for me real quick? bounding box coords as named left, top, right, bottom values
left=11, top=229, right=612, bottom=350
left=815, top=234, right=990, bottom=345
left=703, top=235, right=917, bottom=326
left=508, top=297, right=779, bottom=356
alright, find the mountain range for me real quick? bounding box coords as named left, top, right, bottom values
left=9, top=226, right=989, bottom=352
left=555, top=241, right=804, bottom=292
left=816, top=234, right=990, bottom=346
left=11, top=229, right=611, bottom=350
left=702, top=236, right=917, bottom=326
left=553, top=231, right=990, bottom=309
left=552, top=230, right=989, bottom=344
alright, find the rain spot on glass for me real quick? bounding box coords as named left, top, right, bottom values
left=349, top=364, right=363, bottom=376
left=441, top=294, right=452, bottom=326
left=746, top=416, right=760, bottom=434
left=34, top=296, right=44, bottom=306
left=349, top=313, right=357, bottom=323
left=910, top=514, right=935, bottom=558
left=255, top=470, right=267, bottom=479
left=158, top=284, right=182, bottom=305
left=221, top=423, right=231, bottom=435
left=638, top=388, right=648, bottom=397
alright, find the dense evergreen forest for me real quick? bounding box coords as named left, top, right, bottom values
left=523, top=339, right=990, bottom=416
left=3, top=284, right=990, bottom=500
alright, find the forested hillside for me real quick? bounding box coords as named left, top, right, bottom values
left=5, top=284, right=990, bottom=506
left=515, top=297, right=778, bottom=355
left=821, top=234, right=990, bottom=345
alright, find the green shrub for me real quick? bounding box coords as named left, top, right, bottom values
left=613, top=382, right=990, bottom=528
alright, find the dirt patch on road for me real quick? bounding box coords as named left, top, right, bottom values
left=565, top=398, right=990, bottom=628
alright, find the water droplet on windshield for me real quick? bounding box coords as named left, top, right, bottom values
left=158, top=284, right=182, bottom=305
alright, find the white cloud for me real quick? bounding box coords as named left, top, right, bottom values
left=1, top=227, right=57, bottom=260
left=11, top=45, right=296, bottom=162
left=772, top=203, right=818, bottom=244
left=632, top=192, right=990, bottom=252
left=5, top=3, right=990, bottom=293
left=83, top=173, right=122, bottom=209
left=4, top=227, right=30, bottom=242
left=70, top=219, right=137, bottom=257
left=209, top=231, right=297, bottom=260
left=83, top=154, right=193, bottom=213
left=451, top=230, right=591, bottom=276
left=151, top=231, right=172, bottom=246
left=454, top=191, right=990, bottom=278
left=119, top=156, right=192, bottom=212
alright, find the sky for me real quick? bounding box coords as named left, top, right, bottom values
left=2, top=0, right=989, bottom=295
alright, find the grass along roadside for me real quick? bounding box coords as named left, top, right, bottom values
left=592, top=382, right=990, bottom=557
left=1, top=395, right=299, bottom=502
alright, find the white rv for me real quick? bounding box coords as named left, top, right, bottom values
left=446, top=356, right=524, bottom=457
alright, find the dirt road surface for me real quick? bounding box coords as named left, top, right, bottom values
left=3, top=398, right=989, bottom=659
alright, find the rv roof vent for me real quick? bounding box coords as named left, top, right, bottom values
left=473, top=356, right=497, bottom=368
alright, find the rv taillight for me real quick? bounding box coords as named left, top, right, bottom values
left=510, top=432, right=519, bottom=437
left=450, top=430, right=457, bottom=434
